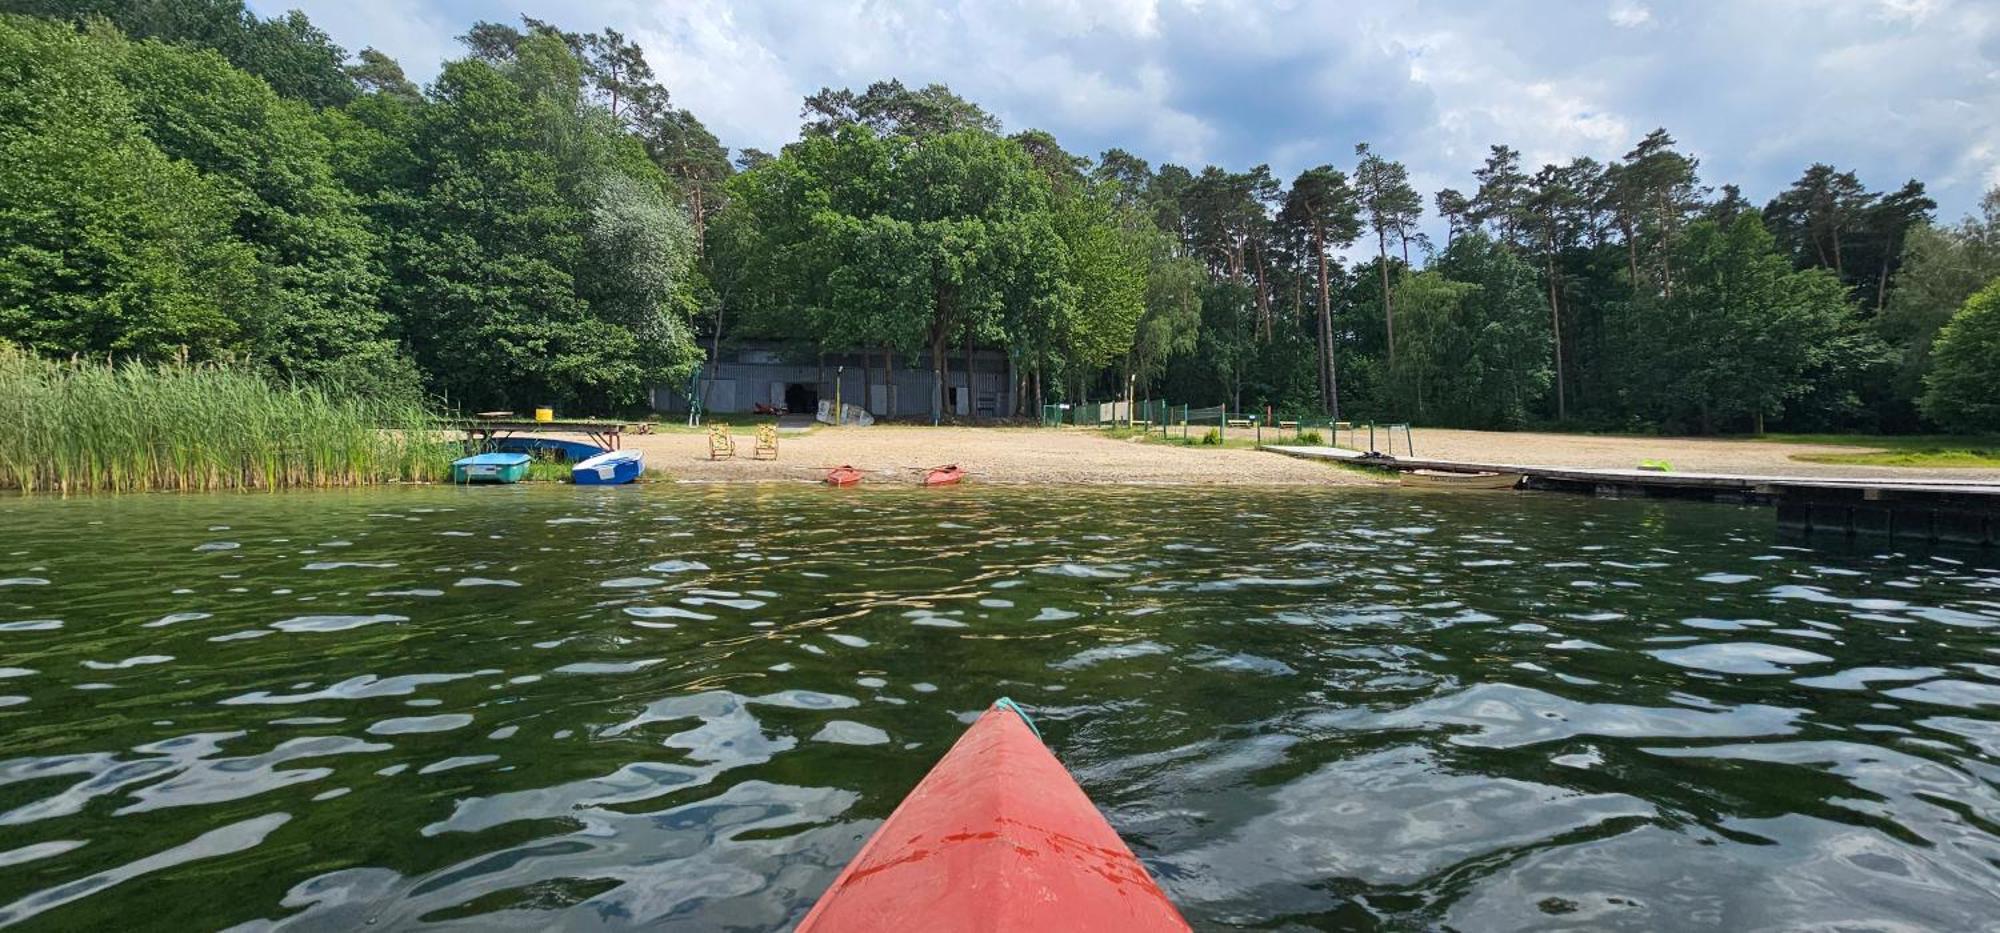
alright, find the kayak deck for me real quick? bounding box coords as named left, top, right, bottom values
left=798, top=700, right=1188, bottom=932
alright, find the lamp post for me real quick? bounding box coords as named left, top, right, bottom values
left=835, top=365, right=844, bottom=426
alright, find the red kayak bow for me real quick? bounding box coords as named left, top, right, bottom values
left=797, top=699, right=1189, bottom=932
left=922, top=464, right=966, bottom=486
left=825, top=465, right=863, bottom=486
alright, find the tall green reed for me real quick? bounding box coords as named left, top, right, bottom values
left=0, top=346, right=453, bottom=493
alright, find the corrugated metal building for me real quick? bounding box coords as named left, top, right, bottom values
left=651, top=343, right=1018, bottom=420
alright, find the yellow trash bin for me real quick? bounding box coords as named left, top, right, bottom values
left=534, top=406, right=554, bottom=423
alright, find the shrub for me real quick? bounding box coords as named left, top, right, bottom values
left=1295, top=430, right=1324, bottom=445
left=1199, top=428, right=1222, bottom=446
left=1921, top=278, right=2000, bottom=432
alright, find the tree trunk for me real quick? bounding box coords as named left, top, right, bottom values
left=1548, top=252, right=1566, bottom=422
left=1753, top=409, right=1765, bottom=436
left=1622, top=218, right=1640, bottom=287
left=1312, top=222, right=1344, bottom=418
left=702, top=297, right=724, bottom=425
left=688, top=184, right=705, bottom=253
left=863, top=346, right=875, bottom=417
left=1657, top=192, right=1675, bottom=298
left=962, top=326, right=975, bottom=419
left=1875, top=261, right=1890, bottom=316
left=931, top=329, right=947, bottom=425
left=1252, top=239, right=1272, bottom=340
left=1378, top=229, right=1395, bottom=370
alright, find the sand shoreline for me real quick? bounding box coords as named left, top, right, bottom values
left=623, top=425, right=1380, bottom=486
left=530, top=425, right=2000, bottom=486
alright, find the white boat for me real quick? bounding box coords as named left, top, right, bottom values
left=572, top=449, right=643, bottom=485
left=1399, top=469, right=1522, bottom=489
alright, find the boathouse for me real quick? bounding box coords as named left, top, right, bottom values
left=650, top=342, right=1019, bottom=420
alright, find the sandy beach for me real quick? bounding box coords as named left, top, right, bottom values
left=625, top=425, right=1376, bottom=485
left=588, top=425, right=2000, bottom=485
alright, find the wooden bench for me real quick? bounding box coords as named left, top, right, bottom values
left=1278, top=420, right=1299, bottom=431
left=1225, top=418, right=1253, bottom=429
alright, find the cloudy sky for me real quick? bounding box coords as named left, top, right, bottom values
left=258, top=0, right=2000, bottom=233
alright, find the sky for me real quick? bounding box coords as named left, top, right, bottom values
left=257, top=0, right=2000, bottom=237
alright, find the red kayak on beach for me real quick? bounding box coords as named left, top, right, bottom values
left=797, top=699, right=1189, bottom=932
left=825, top=465, right=863, bottom=486
left=922, top=464, right=966, bottom=486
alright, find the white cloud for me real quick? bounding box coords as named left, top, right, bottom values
left=1876, top=0, right=1945, bottom=24
left=1608, top=1, right=1654, bottom=29
left=264, top=0, right=1999, bottom=230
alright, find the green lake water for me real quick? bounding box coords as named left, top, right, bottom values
left=2, top=485, right=1998, bottom=930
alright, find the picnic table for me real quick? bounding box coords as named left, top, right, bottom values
left=455, top=416, right=643, bottom=452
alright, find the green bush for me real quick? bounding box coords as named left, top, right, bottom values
left=1296, top=430, right=1324, bottom=445
left=1200, top=427, right=1222, bottom=446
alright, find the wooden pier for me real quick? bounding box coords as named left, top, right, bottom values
left=1266, top=445, right=2000, bottom=547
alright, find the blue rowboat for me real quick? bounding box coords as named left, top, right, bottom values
left=491, top=437, right=607, bottom=462
left=572, top=449, right=643, bottom=486
left=451, top=452, right=530, bottom=484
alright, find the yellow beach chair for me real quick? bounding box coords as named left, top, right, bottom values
left=708, top=424, right=736, bottom=460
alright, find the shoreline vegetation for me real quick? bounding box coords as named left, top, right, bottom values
left=2, top=7, right=1997, bottom=494
left=0, top=347, right=447, bottom=493
left=1, top=8, right=1998, bottom=448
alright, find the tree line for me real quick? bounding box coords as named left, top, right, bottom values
left=1, top=2, right=1994, bottom=432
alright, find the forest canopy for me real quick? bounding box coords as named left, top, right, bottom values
left=0, top=2, right=1993, bottom=432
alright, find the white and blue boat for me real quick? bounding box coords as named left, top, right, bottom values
left=572, top=448, right=643, bottom=485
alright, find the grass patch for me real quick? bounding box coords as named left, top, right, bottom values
left=1099, top=425, right=1342, bottom=450
left=1757, top=433, right=2000, bottom=449
left=0, top=346, right=450, bottom=493
left=1792, top=448, right=2000, bottom=468
left=1757, top=432, right=2000, bottom=468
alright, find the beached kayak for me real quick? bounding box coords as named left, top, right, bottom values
left=571, top=448, right=643, bottom=485
left=797, top=700, right=1189, bottom=932
left=825, top=465, right=863, bottom=487
left=923, top=464, right=966, bottom=486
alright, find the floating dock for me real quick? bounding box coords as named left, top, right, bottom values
left=1266, top=445, right=2000, bottom=547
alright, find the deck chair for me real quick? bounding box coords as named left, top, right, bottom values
left=753, top=423, right=779, bottom=460
left=708, top=423, right=736, bottom=460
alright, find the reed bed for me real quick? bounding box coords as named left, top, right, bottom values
left=0, top=347, right=453, bottom=493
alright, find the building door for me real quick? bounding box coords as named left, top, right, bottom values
left=784, top=383, right=818, bottom=414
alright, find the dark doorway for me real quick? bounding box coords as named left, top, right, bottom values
left=784, top=383, right=818, bottom=414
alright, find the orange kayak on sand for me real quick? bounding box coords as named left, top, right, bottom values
left=825, top=465, right=863, bottom=486
left=923, top=464, right=966, bottom=486
left=797, top=699, right=1190, bottom=932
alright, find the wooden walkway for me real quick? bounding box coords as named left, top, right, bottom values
left=1266, top=445, right=2000, bottom=546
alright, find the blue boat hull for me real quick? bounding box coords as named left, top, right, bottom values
left=491, top=437, right=607, bottom=463
left=572, top=449, right=643, bottom=485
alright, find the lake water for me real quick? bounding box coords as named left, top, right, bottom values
left=2, top=486, right=1998, bottom=930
